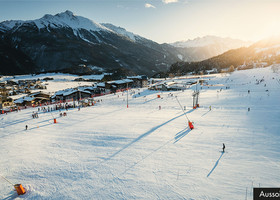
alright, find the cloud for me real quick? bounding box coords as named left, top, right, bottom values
left=162, top=0, right=178, bottom=4
left=145, top=3, right=156, bottom=8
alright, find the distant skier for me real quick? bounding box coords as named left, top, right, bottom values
left=248, top=107, right=250, bottom=112
left=222, top=143, right=225, bottom=153
left=209, top=105, right=211, bottom=111
left=25, top=125, right=28, bottom=130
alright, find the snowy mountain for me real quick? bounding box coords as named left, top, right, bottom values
left=0, top=10, right=111, bottom=33
left=171, top=35, right=251, bottom=48
left=171, top=36, right=252, bottom=61
left=168, top=35, right=280, bottom=75
left=101, top=23, right=140, bottom=42
left=0, top=11, right=182, bottom=76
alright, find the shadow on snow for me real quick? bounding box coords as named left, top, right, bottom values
left=174, top=128, right=191, bottom=144
left=105, top=109, right=194, bottom=161
left=207, top=151, right=224, bottom=177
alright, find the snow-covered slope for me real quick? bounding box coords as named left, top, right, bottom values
left=0, top=10, right=111, bottom=33
left=101, top=23, right=139, bottom=42
left=1, top=65, right=280, bottom=199
left=171, top=35, right=251, bottom=48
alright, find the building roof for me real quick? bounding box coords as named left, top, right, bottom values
left=52, top=88, right=91, bottom=98
left=107, top=79, right=133, bottom=85
left=14, top=96, right=35, bottom=104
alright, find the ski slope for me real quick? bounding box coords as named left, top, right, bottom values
left=0, top=66, right=280, bottom=199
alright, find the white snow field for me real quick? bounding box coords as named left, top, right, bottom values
left=1, top=66, right=280, bottom=199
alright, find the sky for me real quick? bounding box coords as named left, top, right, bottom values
left=0, top=0, right=280, bottom=44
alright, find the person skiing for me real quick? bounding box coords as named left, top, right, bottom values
left=222, top=143, right=225, bottom=153
left=209, top=105, right=211, bottom=111
left=25, top=125, right=28, bottom=130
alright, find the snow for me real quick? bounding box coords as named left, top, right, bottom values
left=1, top=66, right=280, bottom=199
left=255, top=44, right=280, bottom=53
left=107, top=79, right=133, bottom=85
left=177, top=54, right=183, bottom=60
left=0, top=73, right=108, bottom=95
left=171, top=35, right=251, bottom=48
left=0, top=10, right=112, bottom=33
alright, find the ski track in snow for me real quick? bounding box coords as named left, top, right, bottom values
left=0, top=66, right=280, bottom=199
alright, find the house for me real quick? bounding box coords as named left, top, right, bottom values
left=105, top=79, right=133, bottom=92
left=52, top=88, right=91, bottom=102
left=14, top=91, right=51, bottom=106
left=14, top=96, right=35, bottom=106
left=0, top=96, right=16, bottom=113
left=127, top=75, right=148, bottom=88
left=149, top=81, right=187, bottom=91
left=29, top=91, right=50, bottom=99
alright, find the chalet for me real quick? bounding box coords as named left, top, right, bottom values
left=149, top=81, right=187, bottom=91
left=105, top=79, right=133, bottom=92
left=14, top=91, right=51, bottom=106
left=0, top=96, right=15, bottom=112
left=127, top=75, right=148, bottom=88
left=14, top=96, right=35, bottom=106
left=29, top=91, right=50, bottom=99
left=52, top=88, right=91, bottom=101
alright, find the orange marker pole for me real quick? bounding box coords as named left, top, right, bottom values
left=0, top=174, right=26, bottom=195
left=14, top=184, right=26, bottom=195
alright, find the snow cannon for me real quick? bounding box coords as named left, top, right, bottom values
left=54, top=118, right=57, bottom=124
left=14, top=184, right=26, bottom=195
left=188, top=121, right=194, bottom=130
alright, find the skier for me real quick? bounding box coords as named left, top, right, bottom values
left=222, top=143, right=225, bottom=153
left=25, top=125, right=28, bottom=130
left=209, top=105, right=211, bottom=111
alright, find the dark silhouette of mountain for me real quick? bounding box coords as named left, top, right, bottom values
left=0, top=11, right=183, bottom=76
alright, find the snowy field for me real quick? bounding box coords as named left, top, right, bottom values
left=0, top=72, right=100, bottom=94
left=0, top=66, right=280, bottom=199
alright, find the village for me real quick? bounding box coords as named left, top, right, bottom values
left=0, top=74, right=147, bottom=112
left=0, top=72, right=222, bottom=114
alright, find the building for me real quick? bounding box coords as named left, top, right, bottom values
left=14, top=91, right=51, bottom=106
left=105, top=79, right=133, bottom=93
left=52, top=88, right=91, bottom=102
left=127, top=75, right=148, bottom=88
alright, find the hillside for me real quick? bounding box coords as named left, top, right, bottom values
left=171, top=36, right=252, bottom=62
left=0, top=11, right=183, bottom=77
left=0, top=11, right=254, bottom=77
left=0, top=66, right=280, bottom=199
left=168, top=36, right=280, bottom=75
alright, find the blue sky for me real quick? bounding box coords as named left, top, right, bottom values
left=0, top=0, right=280, bottom=43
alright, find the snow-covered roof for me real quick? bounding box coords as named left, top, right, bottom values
left=97, top=82, right=105, bottom=87
left=52, top=88, right=91, bottom=98
left=14, top=96, right=35, bottom=104
left=107, top=79, right=133, bottom=85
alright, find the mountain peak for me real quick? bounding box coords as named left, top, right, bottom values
left=55, top=10, right=75, bottom=18
left=0, top=10, right=112, bottom=33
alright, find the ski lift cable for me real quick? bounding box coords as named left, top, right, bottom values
left=0, top=173, right=14, bottom=186
left=175, top=96, right=190, bottom=121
